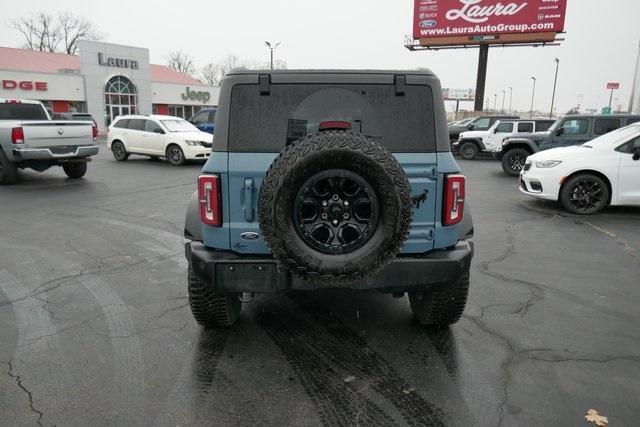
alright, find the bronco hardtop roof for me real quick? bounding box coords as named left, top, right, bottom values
left=226, top=69, right=436, bottom=76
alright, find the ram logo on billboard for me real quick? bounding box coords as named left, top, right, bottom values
left=413, top=0, right=568, bottom=41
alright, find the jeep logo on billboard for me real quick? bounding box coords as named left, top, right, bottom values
left=98, top=53, right=139, bottom=69
left=181, top=87, right=211, bottom=104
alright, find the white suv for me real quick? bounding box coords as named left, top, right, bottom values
left=454, top=119, right=555, bottom=160
left=107, top=115, right=212, bottom=166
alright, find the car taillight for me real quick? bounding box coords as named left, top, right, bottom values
left=92, top=125, right=98, bottom=141
left=443, top=174, right=465, bottom=226
left=198, top=174, right=222, bottom=227
left=11, top=127, right=24, bottom=144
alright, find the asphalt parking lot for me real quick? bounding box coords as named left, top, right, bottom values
left=1, top=143, right=639, bottom=426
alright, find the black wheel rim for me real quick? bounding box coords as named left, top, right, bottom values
left=461, top=144, right=475, bottom=158
left=169, top=147, right=183, bottom=164
left=113, top=143, right=124, bottom=159
left=293, top=169, right=379, bottom=255
left=508, top=153, right=526, bottom=172
left=568, top=179, right=604, bottom=212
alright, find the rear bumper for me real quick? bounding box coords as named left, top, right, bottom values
left=11, top=145, right=99, bottom=161
left=185, top=240, right=473, bottom=293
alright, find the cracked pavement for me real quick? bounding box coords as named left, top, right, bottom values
left=0, top=146, right=639, bottom=425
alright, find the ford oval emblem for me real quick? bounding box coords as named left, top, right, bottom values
left=419, top=20, right=437, bottom=28
left=240, top=232, right=261, bottom=241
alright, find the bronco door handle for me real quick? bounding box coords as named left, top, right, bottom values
left=243, top=178, right=254, bottom=222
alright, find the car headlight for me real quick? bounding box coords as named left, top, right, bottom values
left=184, top=140, right=200, bottom=146
left=535, top=160, right=562, bottom=168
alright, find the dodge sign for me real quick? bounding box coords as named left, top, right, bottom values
left=413, top=0, right=568, bottom=40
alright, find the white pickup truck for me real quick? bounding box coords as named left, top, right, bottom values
left=0, top=99, right=99, bottom=184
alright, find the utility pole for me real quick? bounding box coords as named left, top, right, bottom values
left=501, top=90, right=506, bottom=114
left=493, top=93, right=497, bottom=112
left=508, top=86, right=513, bottom=115
left=550, top=58, right=560, bottom=118
left=530, top=76, right=537, bottom=119
left=629, top=41, right=640, bottom=113
left=264, top=41, right=281, bottom=70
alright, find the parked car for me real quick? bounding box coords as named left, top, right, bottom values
left=0, top=99, right=98, bottom=184
left=454, top=119, right=555, bottom=160
left=498, top=114, right=640, bottom=176
left=448, top=117, right=474, bottom=126
left=107, top=115, right=212, bottom=166
left=448, top=115, right=519, bottom=143
left=52, top=112, right=97, bottom=127
left=183, top=69, right=474, bottom=329
left=188, top=107, right=216, bottom=133
left=520, top=122, right=640, bottom=214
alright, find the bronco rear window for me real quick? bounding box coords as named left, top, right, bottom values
left=228, top=84, right=436, bottom=152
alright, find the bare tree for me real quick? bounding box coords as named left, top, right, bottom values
left=166, top=50, right=196, bottom=76
left=199, top=54, right=243, bottom=86
left=199, top=54, right=288, bottom=87
left=10, top=12, right=103, bottom=54
left=58, top=12, right=103, bottom=54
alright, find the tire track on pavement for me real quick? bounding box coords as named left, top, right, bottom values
left=290, top=295, right=448, bottom=427
left=79, top=274, right=146, bottom=423
left=255, top=306, right=398, bottom=426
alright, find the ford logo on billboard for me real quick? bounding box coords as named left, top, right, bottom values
left=419, top=19, right=437, bottom=28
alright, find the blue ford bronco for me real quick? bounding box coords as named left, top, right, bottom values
left=183, top=70, right=474, bottom=328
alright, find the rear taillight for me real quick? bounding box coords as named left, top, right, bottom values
left=319, top=121, right=351, bottom=131
left=198, top=174, right=222, bottom=227
left=92, top=125, right=98, bottom=141
left=11, top=127, right=24, bottom=144
left=443, top=174, right=465, bottom=226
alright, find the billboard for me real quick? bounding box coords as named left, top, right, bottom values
left=413, top=0, right=567, bottom=44
left=443, top=88, right=475, bottom=101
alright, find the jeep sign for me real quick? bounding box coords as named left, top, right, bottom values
left=181, top=87, right=211, bottom=104
left=413, top=0, right=568, bottom=40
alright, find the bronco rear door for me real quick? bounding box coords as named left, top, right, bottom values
left=225, top=75, right=438, bottom=254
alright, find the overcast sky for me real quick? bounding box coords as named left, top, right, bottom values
left=1, top=0, right=639, bottom=114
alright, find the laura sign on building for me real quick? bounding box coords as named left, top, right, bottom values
left=0, top=41, right=219, bottom=131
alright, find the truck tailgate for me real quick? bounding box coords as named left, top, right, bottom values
left=22, top=121, right=93, bottom=148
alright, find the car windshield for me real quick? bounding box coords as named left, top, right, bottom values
left=160, top=119, right=198, bottom=132
left=545, top=117, right=565, bottom=133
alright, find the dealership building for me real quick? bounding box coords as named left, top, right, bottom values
left=0, top=41, right=219, bottom=132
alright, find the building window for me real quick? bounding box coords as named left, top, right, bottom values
left=104, top=75, right=138, bottom=127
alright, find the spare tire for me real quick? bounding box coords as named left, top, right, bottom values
left=258, top=131, right=412, bottom=282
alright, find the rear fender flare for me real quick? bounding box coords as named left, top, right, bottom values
left=184, top=191, right=202, bottom=241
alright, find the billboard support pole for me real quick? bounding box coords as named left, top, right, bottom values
left=609, top=88, right=614, bottom=109
left=474, top=45, right=489, bottom=111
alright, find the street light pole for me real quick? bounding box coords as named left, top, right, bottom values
left=508, top=86, right=513, bottom=115
left=486, top=98, right=490, bottom=112
left=493, top=93, right=497, bottom=112
left=264, top=41, right=281, bottom=70
left=550, top=58, right=560, bottom=118
left=501, top=90, right=506, bottom=114
left=529, top=76, right=536, bottom=119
